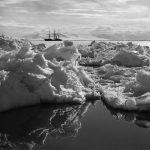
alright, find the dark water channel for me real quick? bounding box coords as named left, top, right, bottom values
left=0, top=100, right=150, bottom=150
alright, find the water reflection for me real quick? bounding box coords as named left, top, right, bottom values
left=103, top=101, right=150, bottom=129
left=1, top=100, right=150, bottom=150
left=0, top=103, right=91, bottom=150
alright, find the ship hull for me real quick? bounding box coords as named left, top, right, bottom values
left=44, top=39, right=62, bottom=41
left=44, top=39, right=53, bottom=41
left=53, top=39, right=62, bottom=41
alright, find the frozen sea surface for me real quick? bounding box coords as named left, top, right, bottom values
left=31, top=40, right=150, bottom=47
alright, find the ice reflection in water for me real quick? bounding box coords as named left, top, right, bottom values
left=103, top=100, right=150, bottom=128
left=1, top=101, right=150, bottom=150
left=0, top=103, right=90, bottom=150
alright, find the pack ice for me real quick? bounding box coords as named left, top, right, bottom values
left=0, top=37, right=100, bottom=112
left=80, top=41, right=150, bottom=111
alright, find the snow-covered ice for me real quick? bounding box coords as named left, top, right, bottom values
left=79, top=40, right=150, bottom=111
left=1, top=36, right=150, bottom=112
left=0, top=36, right=100, bottom=112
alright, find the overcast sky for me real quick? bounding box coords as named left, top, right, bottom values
left=1, top=0, right=150, bottom=40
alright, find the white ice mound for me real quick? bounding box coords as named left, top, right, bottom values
left=135, top=45, right=144, bottom=54
left=136, top=71, right=150, bottom=90
left=103, top=89, right=150, bottom=111
left=102, top=70, right=150, bottom=111
left=44, top=41, right=81, bottom=61
left=0, top=36, right=32, bottom=51
left=0, top=37, right=100, bottom=112
left=124, top=71, right=150, bottom=96
left=111, top=50, right=149, bottom=67
left=102, top=87, right=137, bottom=111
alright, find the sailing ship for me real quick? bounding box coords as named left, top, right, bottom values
left=44, top=29, right=62, bottom=41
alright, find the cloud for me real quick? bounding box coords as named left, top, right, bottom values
left=23, top=32, right=42, bottom=39
left=0, top=0, right=41, bottom=7
left=48, top=10, right=104, bottom=18
left=0, top=0, right=150, bottom=39
left=0, top=20, right=35, bottom=28
left=91, top=25, right=150, bottom=40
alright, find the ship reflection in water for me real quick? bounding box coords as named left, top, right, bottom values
left=1, top=101, right=150, bottom=150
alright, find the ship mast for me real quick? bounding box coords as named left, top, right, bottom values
left=58, top=29, right=59, bottom=39
left=54, top=29, right=56, bottom=39
left=48, top=29, right=51, bottom=39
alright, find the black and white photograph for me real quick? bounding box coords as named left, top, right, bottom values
left=1, top=0, right=150, bottom=150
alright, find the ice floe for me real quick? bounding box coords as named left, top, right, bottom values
left=83, top=41, right=150, bottom=111
left=111, top=50, right=149, bottom=67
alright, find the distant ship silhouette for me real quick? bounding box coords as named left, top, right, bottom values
left=44, top=29, right=62, bottom=41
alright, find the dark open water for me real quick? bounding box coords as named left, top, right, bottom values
left=0, top=100, right=150, bottom=150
